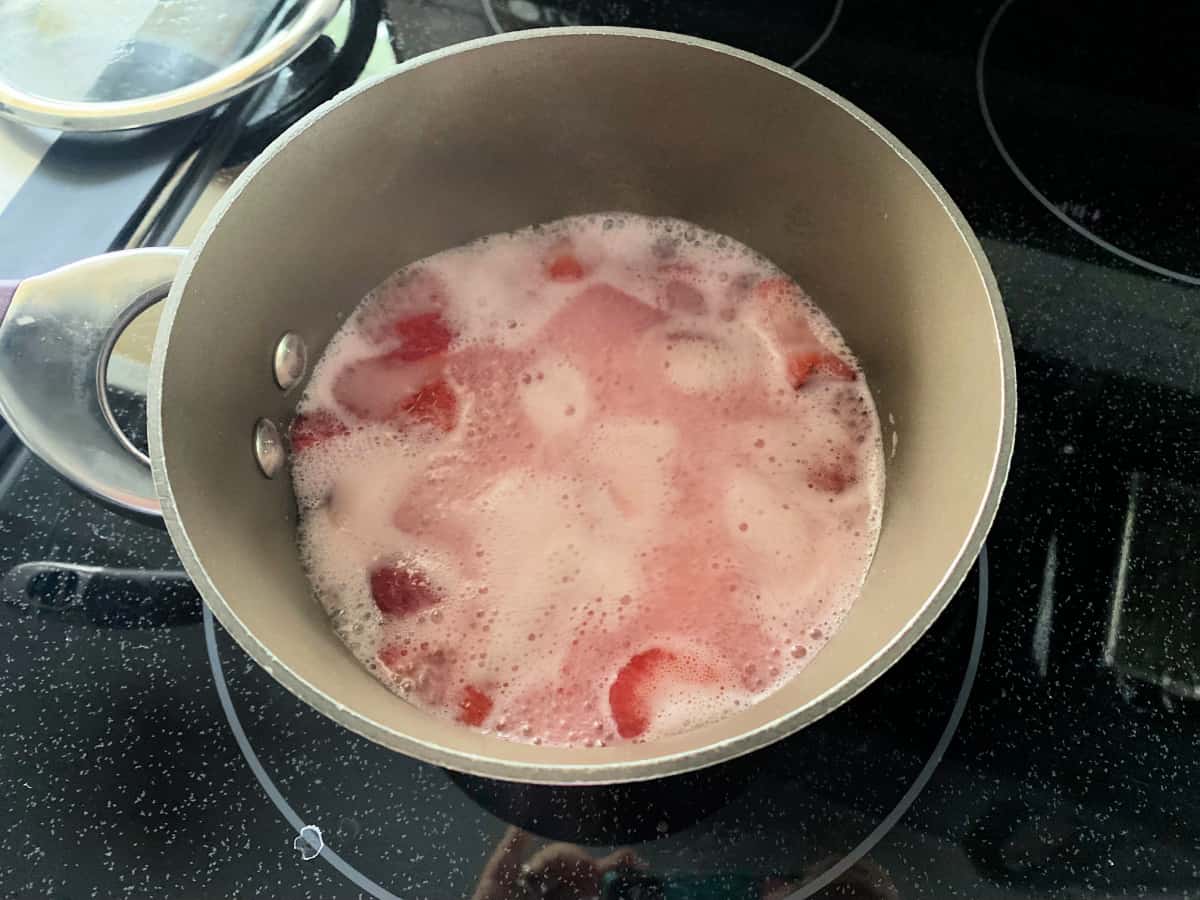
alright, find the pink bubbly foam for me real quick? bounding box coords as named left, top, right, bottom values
left=289, top=213, right=883, bottom=747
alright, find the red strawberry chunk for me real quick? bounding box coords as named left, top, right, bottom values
left=750, top=276, right=821, bottom=345
left=288, top=410, right=349, bottom=453
left=547, top=253, right=585, bottom=282
left=458, top=685, right=493, bottom=726
left=370, top=564, right=440, bottom=617
left=609, top=647, right=676, bottom=739
left=807, top=452, right=858, bottom=494
left=378, top=644, right=455, bottom=704
left=359, top=268, right=448, bottom=344
left=753, top=275, right=805, bottom=306
left=332, top=349, right=456, bottom=426
left=333, top=352, right=426, bottom=421
left=787, top=351, right=858, bottom=389
left=400, top=379, right=458, bottom=431
left=378, top=642, right=408, bottom=671
left=393, top=311, right=454, bottom=361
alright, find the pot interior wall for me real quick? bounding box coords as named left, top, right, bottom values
left=155, top=31, right=1008, bottom=779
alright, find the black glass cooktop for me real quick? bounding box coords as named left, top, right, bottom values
left=3, top=2, right=1199, bottom=897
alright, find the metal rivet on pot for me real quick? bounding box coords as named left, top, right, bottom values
left=273, top=331, right=307, bottom=391
left=253, top=418, right=285, bottom=478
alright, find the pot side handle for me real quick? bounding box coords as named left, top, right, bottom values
left=0, top=248, right=187, bottom=517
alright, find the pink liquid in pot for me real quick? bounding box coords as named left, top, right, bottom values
left=289, top=214, right=883, bottom=747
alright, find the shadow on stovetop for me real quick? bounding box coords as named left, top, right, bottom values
left=0, top=560, right=201, bottom=630
left=448, top=752, right=762, bottom=845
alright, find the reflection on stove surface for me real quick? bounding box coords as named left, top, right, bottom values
left=478, top=0, right=841, bottom=66
left=978, top=0, right=1200, bottom=282
left=1104, top=471, right=1200, bottom=699
left=387, top=0, right=841, bottom=67
left=467, top=825, right=900, bottom=899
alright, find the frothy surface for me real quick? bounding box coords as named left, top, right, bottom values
left=290, top=214, right=883, bottom=747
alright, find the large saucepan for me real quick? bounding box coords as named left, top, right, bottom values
left=0, top=29, right=1015, bottom=784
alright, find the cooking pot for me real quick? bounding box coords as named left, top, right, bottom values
left=0, top=28, right=1015, bottom=784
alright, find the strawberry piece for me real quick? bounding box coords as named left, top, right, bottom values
left=750, top=276, right=823, bottom=351
left=787, top=351, right=858, bottom=389
left=458, top=685, right=493, bottom=726
left=400, top=379, right=458, bottom=431
left=753, top=275, right=803, bottom=304
left=392, top=311, right=454, bottom=361
left=807, top=455, right=858, bottom=493
left=378, top=643, right=408, bottom=671
left=547, top=253, right=585, bottom=282
left=378, top=644, right=455, bottom=704
left=370, top=564, right=440, bottom=617
left=360, top=268, right=448, bottom=344
left=609, top=647, right=676, bottom=739
left=333, top=352, right=424, bottom=421
left=288, top=410, right=349, bottom=453
left=332, top=350, right=456, bottom=426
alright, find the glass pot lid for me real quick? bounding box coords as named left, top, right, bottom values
left=0, top=0, right=343, bottom=131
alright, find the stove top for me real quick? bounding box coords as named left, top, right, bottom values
left=2, top=2, right=1199, bottom=898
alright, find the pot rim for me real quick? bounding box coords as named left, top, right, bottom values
left=148, top=26, right=1016, bottom=785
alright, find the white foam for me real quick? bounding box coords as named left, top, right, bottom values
left=517, top=355, right=590, bottom=438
